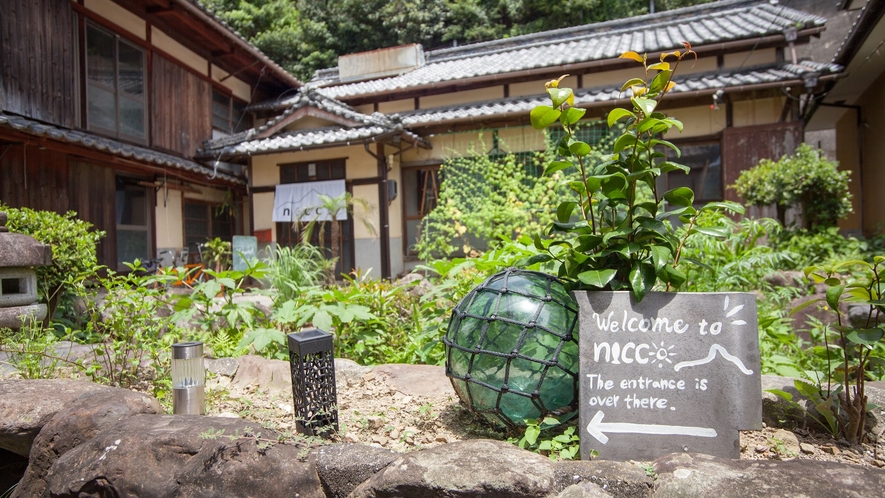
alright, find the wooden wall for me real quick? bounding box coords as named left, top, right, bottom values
left=0, top=145, right=118, bottom=267
left=0, top=0, right=77, bottom=128
left=722, top=121, right=803, bottom=203
left=151, top=54, right=212, bottom=157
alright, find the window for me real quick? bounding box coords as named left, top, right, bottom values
left=183, top=201, right=234, bottom=255
left=212, top=90, right=252, bottom=136
left=86, top=23, right=146, bottom=142
left=115, top=177, right=151, bottom=270
left=402, top=166, right=440, bottom=256
left=660, top=142, right=723, bottom=202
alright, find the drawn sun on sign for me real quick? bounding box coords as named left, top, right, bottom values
left=649, top=341, right=677, bottom=368
left=724, top=295, right=748, bottom=326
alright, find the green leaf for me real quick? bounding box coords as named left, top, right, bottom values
left=613, top=134, right=637, bottom=154
left=699, top=201, right=745, bottom=215
left=544, top=160, right=573, bottom=176
left=790, top=298, right=823, bottom=316
left=691, top=226, right=729, bottom=238
left=650, top=245, right=671, bottom=271
left=794, top=380, right=822, bottom=402
left=659, top=162, right=690, bottom=174
left=568, top=141, right=591, bottom=156
left=825, top=285, right=844, bottom=310
left=577, top=269, right=617, bottom=288
left=636, top=217, right=667, bottom=237
left=661, top=265, right=686, bottom=288
left=548, top=87, right=574, bottom=108
left=630, top=261, right=657, bottom=302
left=765, top=389, right=793, bottom=402
left=608, top=108, right=636, bottom=127
left=557, top=202, right=577, bottom=223
left=530, top=106, right=562, bottom=129
left=638, top=118, right=664, bottom=134
left=620, top=78, right=646, bottom=93
left=632, top=97, right=657, bottom=116
left=846, top=328, right=884, bottom=346
left=561, top=107, right=586, bottom=125
left=649, top=70, right=671, bottom=94
left=663, top=187, right=694, bottom=207
left=312, top=309, right=333, bottom=332
left=524, top=424, right=540, bottom=445
left=650, top=139, right=680, bottom=157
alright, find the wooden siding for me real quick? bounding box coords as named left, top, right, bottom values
left=0, top=145, right=118, bottom=267
left=0, top=0, right=77, bottom=128
left=722, top=121, right=803, bottom=203
left=151, top=54, right=212, bottom=157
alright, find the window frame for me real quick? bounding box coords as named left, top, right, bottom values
left=84, top=21, right=147, bottom=144
left=212, top=89, right=252, bottom=136
left=401, top=164, right=441, bottom=258
left=182, top=200, right=234, bottom=259
left=115, top=176, right=153, bottom=272
left=658, top=137, right=724, bottom=203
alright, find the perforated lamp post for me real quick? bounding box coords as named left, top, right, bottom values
left=287, top=329, right=339, bottom=437
left=172, top=342, right=205, bottom=415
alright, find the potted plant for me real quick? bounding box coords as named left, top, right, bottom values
left=529, top=44, right=762, bottom=461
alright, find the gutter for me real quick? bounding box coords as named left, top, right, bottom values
left=171, top=0, right=301, bottom=89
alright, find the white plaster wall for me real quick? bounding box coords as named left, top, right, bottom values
left=85, top=0, right=145, bottom=39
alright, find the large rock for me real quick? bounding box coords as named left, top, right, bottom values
left=43, top=414, right=324, bottom=498
left=374, top=363, right=455, bottom=397
left=653, top=452, right=885, bottom=497
left=334, top=358, right=372, bottom=386
left=231, top=355, right=292, bottom=394
left=12, top=389, right=163, bottom=498
left=317, top=443, right=398, bottom=497
left=349, top=439, right=557, bottom=497
left=553, top=460, right=653, bottom=497
left=0, top=380, right=111, bottom=457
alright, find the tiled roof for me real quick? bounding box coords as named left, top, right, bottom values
left=309, top=0, right=826, bottom=100
left=202, top=88, right=430, bottom=157
left=395, top=61, right=843, bottom=127
left=200, top=125, right=426, bottom=159
left=0, top=113, right=244, bottom=184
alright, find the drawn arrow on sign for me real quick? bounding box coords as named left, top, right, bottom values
left=585, top=411, right=718, bottom=445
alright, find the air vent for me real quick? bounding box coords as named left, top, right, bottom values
left=338, top=44, right=425, bottom=83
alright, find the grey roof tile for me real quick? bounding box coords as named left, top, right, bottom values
left=393, top=61, right=842, bottom=127
left=0, top=112, right=243, bottom=184
left=305, top=0, right=824, bottom=100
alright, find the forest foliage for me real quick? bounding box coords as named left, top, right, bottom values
left=204, top=0, right=712, bottom=81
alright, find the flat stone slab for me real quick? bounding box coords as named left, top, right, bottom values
left=373, top=364, right=455, bottom=398
left=653, top=452, right=885, bottom=497
left=231, top=355, right=292, bottom=394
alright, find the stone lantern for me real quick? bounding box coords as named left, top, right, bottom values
left=0, top=211, right=52, bottom=328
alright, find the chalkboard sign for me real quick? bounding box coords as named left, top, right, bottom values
left=574, top=291, right=761, bottom=460
left=232, top=236, right=258, bottom=272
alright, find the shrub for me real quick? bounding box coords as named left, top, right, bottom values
left=265, top=243, right=328, bottom=302
left=0, top=204, right=104, bottom=324
left=731, top=143, right=852, bottom=230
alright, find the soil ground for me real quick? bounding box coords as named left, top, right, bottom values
left=204, top=370, right=885, bottom=468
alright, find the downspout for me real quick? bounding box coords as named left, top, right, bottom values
left=816, top=102, right=863, bottom=234
left=364, top=141, right=391, bottom=280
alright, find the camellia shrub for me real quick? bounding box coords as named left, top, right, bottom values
left=0, top=204, right=104, bottom=324
left=731, top=143, right=852, bottom=230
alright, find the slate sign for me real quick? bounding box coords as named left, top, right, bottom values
left=232, top=236, right=258, bottom=271
left=573, top=291, right=761, bottom=461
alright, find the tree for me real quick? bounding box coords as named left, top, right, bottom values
left=731, top=143, right=853, bottom=230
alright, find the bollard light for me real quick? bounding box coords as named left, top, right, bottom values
left=172, top=341, right=205, bottom=415
left=287, top=329, right=338, bottom=437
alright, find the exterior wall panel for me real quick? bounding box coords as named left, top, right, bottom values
left=151, top=54, right=212, bottom=156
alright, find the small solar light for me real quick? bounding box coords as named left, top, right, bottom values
left=287, top=329, right=339, bottom=437
left=172, top=342, right=205, bottom=415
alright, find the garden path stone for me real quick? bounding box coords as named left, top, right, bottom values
left=0, top=379, right=111, bottom=457
left=43, top=414, right=324, bottom=498
left=553, top=460, right=653, bottom=497
left=335, top=358, right=372, bottom=385
left=205, top=357, right=239, bottom=377
left=653, top=452, right=885, bottom=497
left=348, top=439, right=557, bottom=497
left=231, top=354, right=291, bottom=394
left=13, top=388, right=162, bottom=498
left=373, top=363, right=455, bottom=398
left=316, top=443, right=398, bottom=497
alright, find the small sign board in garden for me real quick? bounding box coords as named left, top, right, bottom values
left=232, top=236, right=257, bottom=272
left=574, top=292, right=761, bottom=460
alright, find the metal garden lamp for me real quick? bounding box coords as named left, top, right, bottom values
left=287, top=329, right=339, bottom=437
left=172, top=341, right=205, bottom=415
